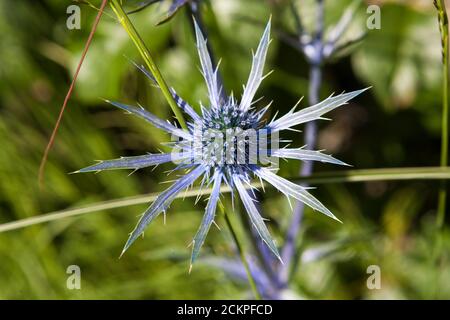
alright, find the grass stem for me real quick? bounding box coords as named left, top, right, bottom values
left=38, top=0, right=108, bottom=186
left=2, top=166, right=450, bottom=233
left=109, top=0, right=188, bottom=130
left=436, top=0, right=449, bottom=228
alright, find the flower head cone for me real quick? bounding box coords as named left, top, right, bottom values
left=77, top=18, right=368, bottom=269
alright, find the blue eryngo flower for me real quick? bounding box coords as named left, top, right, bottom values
left=77, top=19, right=367, bottom=268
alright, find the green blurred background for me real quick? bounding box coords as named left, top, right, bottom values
left=0, top=0, right=449, bottom=299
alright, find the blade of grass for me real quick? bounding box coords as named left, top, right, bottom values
left=435, top=0, right=449, bottom=228
left=38, top=0, right=108, bottom=186
left=109, top=0, right=188, bottom=130
left=297, top=166, right=450, bottom=184
left=2, top=167, right=450, bottom=233
left=432, top=0, right=449, bottom=299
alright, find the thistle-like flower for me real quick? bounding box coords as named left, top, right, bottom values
left=77, top=19, right=367, bottom=268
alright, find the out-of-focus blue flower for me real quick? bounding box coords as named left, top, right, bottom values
left=77, top=19, right=367, bottom=269
left=271, top=0, right=365, bottom=63
left=128, top=0, right=199, bottom=24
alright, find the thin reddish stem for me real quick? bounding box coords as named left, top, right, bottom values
left=38, top=0, right=108, bottom=187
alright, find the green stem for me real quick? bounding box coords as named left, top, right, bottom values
left=438, top=48, right=448, bottom=225
left=109, top=0, right=188, bottom=130
left=220, top=205, right=262, bottom=300
left=433, top=0, right=449, bottom=298
left=2, top=167, right=450, bottom=233
left=437, top=77, right=448, bottom=228
left=436, top=0, right=449, bottom=228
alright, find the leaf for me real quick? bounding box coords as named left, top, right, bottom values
left=240, top=20, right=271, bottom=112
left=268, top=88, right=369, bottom=132
left=75, top=153, right=187, bottom=173
left=271, top=148, right=349, bottom=166
left=121, top=165, right=206, bottom=256
left=253, top=166, right=340, bottom=222
left=232, top=175, right=281, bottom=261
left=126, top=0, right=162, bottom=15
left=194, top=18, right=222, bottom=109
left=129, top=61, right=202, bottom=122
left=190, top=171, right=222, bottom=268
left=106, top=100, right=192, bottom=140
left=156, top=0, right=190, bottom=25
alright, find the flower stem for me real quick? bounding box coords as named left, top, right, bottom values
left=109, top=0, right=188, bottom=130
left=280, top=0, right=325, bottom=285
left=220, top=205, right=262, bottom=300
